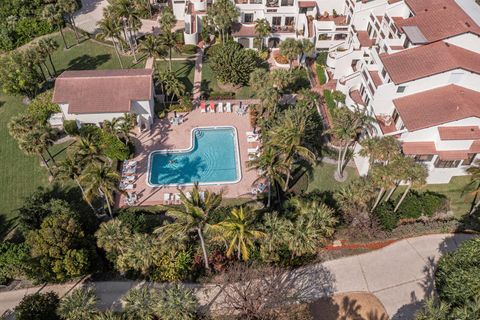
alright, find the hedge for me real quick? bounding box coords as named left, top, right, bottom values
left=209, top=91, right=235, bottom=99
left=316, top=51, right=328, bottom=65
left=373, top=202, right=399, bottom=231
left=396, top=191, right=447, bottom=219
left=180, top=44, right=198, bottom=55
left=323, top=90, right=336, bottom=113
left=316, top=63, right=327, bottom=85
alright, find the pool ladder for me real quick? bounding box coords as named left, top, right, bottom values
left=195, top=131, right=204, bottom=138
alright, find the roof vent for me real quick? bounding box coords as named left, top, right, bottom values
left=443, top=6, right=447, bottom=9
left=465, top=22, right=471, bottom=27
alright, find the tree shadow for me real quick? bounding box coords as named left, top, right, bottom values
left=67, top=54, right=111, bottom=70
left=200, top=79, right=212, bottom=99
left=174, top=60, right=196, bottom=93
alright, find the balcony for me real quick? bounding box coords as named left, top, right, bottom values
left=376, top=114, right=397, bottom=135
left=266, top=0, right=279, bottom=7
left=235, top=0, right=262, bottom=4
left=271, top=25, right=295, bottom=33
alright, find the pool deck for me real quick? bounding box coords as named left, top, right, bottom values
left=117, top=108, right=260, bottom=207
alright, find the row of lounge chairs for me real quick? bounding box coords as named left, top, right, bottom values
left=200, top=102, right=248, bottom=115
left=164, top=191, right=205, bottom=204
left=120, top=161, right=137, bottom=204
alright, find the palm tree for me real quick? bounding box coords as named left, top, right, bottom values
left=247, top=146, right=288, bottom=207
left=117, top=233, right=156, bottom=276
left=7, top=113, right=37, bottom=140
left=257, top=86, right=280, bottom=116
left=139, top=35, right=166, bottom=61
left=254, top=18, right=270, bottom=50
left=122, top=286, right=158, bottom=320
left=465, top=160, right=480, bottom=214
left=42, top=4, right=68, bottom=49
left=94, top=310, right=126, bottom=320
left=211, top=207, right=264, bottom=261
left=369, top=163, right=396, bottom=212
left=109, top=0, right=142, bottom=61
left=80, top=162, right=122, bottom=217
left=260, top=212, right=292, bottom=261
left=117, top=114, right=136, bottom=143
left=393, top=162, right=428, bottom=212
left=158, top=6, right=177, bottom=34
left=249, top=68, right=268, bottom=92
left=279, top=38, right=301, bottom=70
left=298, top=38, right=315, bottom=61
left=55, top=155, right=96, bottom=211
left=329, top=105, right=376, bottom=179
left=96, top=16, right=124, bottom=69
left=95, top=219, right=132, bottom=254
left=155, top=184, right=222, bottom=270
left=38, top=38, right=59, bottom=76
left=207, top=0, right=239, bottom=42
left=153, top=284, right=198, bottom=320
left=57, top=287, right=98, bottom=320
left=57, top=0, right=81, bottom=44
left=269, top=69, right=293, bottom=92
left=359, top=136, right=401, bottom=165
left=268, top=109, right=316, bottom=191
left=32, top=44, right=53, bottom=80
left=76, top=134, right=105, bottom=164
left=334, top=178, right=375, bottom=227
left=159, top=30, right=180, bottom=71
left=17, top=124, right=57, bottom=175
left=160, top=72, right=186, bottom=103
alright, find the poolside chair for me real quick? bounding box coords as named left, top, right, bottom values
left=217, top=102, right=223, bottom=113
left=122, top=166, right=136, bottom=175
left=163, top=193, right=171, bottom=205
left=174, top=193, right=181, bottom=204
left=226, top=102, right=232, bottom=112
left=257, top=183, right=267, bottom=193
left=122, top=175, right=135, bottom=182
left=199, top=191, right=205, bottom=201
left=185, top=191, right=192, bottom=200
left=200, top=102, right=206, bottom=113
left=248, top=146, right=260, bottom=154
left=247, top=134, right=259, bottom=143
left=119, top=182, right=134, bottom=190
left=209, top=103, right=215, bottom=113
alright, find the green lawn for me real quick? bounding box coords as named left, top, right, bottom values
left=201, top=60, right=256, bottom=99
left=0, top=30, right=142, bottom=237
left=156, top=59, right=196, bottom=93
left=306, top=163, right=358, bottom=193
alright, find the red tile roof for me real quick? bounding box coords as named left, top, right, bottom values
left=380, top=42, right=480, bottom=84
left=437, top=150, right=469, bottom=160
left=402, top=141, right=436, bottom=154
left=470, top=140, right=480, bottom=153
left=349, top=89, right=365, bottom=105
left=232, top=23, right=257, bottom=37
left=438, top=126, right=480, bottom=140
left=368, top=70, right=383, bottom=87
left=357, top=31, right=375, bottom=47
left=393, top=85, right=480, bottom=131
left=53, top=69, right=153, bottom=114
left=398, top=0, right=480, bottom=43
left=298, top=1, right=316, bottom=8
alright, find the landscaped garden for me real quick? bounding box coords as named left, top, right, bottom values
left=155, top=59, right=195, bottom=93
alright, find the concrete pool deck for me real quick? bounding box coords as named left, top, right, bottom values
left=117, top=107, right=260, bottom=207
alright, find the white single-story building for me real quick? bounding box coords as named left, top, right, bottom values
left=52, top=69, right=155, bottom=130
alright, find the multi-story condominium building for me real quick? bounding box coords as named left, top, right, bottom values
left=170, top=0, right=480, bottom=184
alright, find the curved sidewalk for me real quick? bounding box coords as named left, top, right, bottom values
left=0, top=233, right=476, bottom=319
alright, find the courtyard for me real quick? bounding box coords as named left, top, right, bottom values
left=117, top=104, right=260, bottom=207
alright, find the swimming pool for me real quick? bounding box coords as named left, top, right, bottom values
left=147, top=127, right=241, bottom=186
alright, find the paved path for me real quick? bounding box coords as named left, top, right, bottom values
left=0, top=233, right=476, bottom=319
left=192, top=49, right=204, bottom=100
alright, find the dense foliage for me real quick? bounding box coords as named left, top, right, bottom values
left=210, top=42, right=258, bottom=85
left=0, top=242, right=30, bottom=284
left=15, top=291, right=60, bottom=320
left=0, top=0, right=55, bottom=51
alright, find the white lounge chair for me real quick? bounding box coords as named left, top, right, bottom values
left=185, top=192, right=192, bottom=200
left=248, top=146, right=260, bottom=154
left=247, top=135, right=259, bottom=143
left=217, top=102, right=223, bottom=113
left=122, top=175, right=136, bottom=182
left=164, top=193, right=171, bottom=204
left=119, top=182, right=134, bottom=190
left=199, top=191, right=205, bottom=201
left=174, top=193, right=181, bottom=204
left=226, top=102, right=232, bottom=112
left=246, top=131, right=255, bottom=136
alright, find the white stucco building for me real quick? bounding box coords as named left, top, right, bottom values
left=52, top=69, right=155, bottom=130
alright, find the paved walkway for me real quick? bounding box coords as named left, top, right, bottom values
left=0, top=233, right=476, bottom=318
left=192, top=49, right=204, bottom=100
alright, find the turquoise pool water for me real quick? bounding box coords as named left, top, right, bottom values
left=148, top=127, right=240, bottom=186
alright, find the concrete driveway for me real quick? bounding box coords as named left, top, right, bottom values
left=0, top=233, right=476, bottom=319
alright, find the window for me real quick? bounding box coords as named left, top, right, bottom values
left=272, top=17, right=281, bottom=26
left=463, top=153, right=477, bottom=166
left=434, top=158, right=461, bottom=168
left=396, top=86, right=406, bottom=93
left=334, top=33, right=347, bottom=40
left=403, top=38, right=410, bottom=48
left=414, top=154, right=434, bottom=162
left=244, top=13, right=254, bottom=23
left=367, top=23, right=372, bottom=36
left=392, top=109, right=400, bottom=124
left=285, top=16, right=294, bottom=26
left=381, top=68, right=387, bottom=78
left=281, top=0, right=294, bottom=5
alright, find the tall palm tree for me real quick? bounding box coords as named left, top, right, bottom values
left=94, top=310, right=126, bottom=320
left=207, top=0, right=239, bottom=42
left=76, top=134, right=105, bottom=164
left=160, top=72, right=186, bottom=103
left=369, top=163, right=396, bottom=212
left=254, top=18, right=270, bottom=50
left=393, top=162, right=428, bottom=212
left=465, top=160, right=480, bottom=215
left=155, top=184, right=222, bottom=270
left=159, top=30, right=180, bottom=71
left=117, top=114, right=136, bottom=143
left=268, top=109, right=316, bottom=191
left=298, top=38, right=315, bottom=61
left=57, top=287, right=98, bottom=320
left=122, top=286, right=158, bottom=320
left=95, top=219, right=132, bottom=254
left=139, top=35, right=166, bottom=61
left=116, top=233, right=156, bottom=276
left=32, top=44, right=53, bottom=79
left=329, top=105, right=376, bottom=179
left=211, top=207, right=264, bottom=261
left=42, top=4, right=68, bottom=49
left=359, top=136, right=401, bottom=165
left=158, top=6, right=177, bottom=34
left=17, top=124, right=57, bottom=173
left=97, top=16, right=125, bottom=69
left=80, top=162, right=122, bottom=217
left=55, top=155, right=95, bottom=211
left=247, top=146, right=288, bottom=207
left=109, top=0, right=142, bottom=61
left=279, top=38, right=301, bottom=70
left=269, top=69, right=293, bottom=92
left=57, top=0, right=81, bottom=44
left=257, top=86, right=280, bottom=116
left=38, top=38, right=59, bottom=76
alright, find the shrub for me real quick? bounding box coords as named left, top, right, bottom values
left=323, top=90, right=335, bottom=113
left=288, top=68, right=311, bottom=92
left=205, top=43, right=223, bottom=58
left=274, top=54, right=289, bottom=65
left=181, top=44, right=198, bottom=54
left=258, top=49, right=269, bottom=61
left=316, top=51, right=328, bottom=65
left=210, top=42, right=258, bottom=85
left=117, top=210, right=147, bottom=233
left=63, top=120, right=80, bottom=136
left=435, top=238, right=480, bottom=307
left=396, top=191, right=447, bottom=219
left=152, top=251, right=193, bottom=281
left=316, top=63, right=326, bottom=84
left=0, top=242, right=31, bottom=284
left=27, top=91, right=60, bottom=122
left=373, top=202, right=399, bottom=231
left=100, top=132, right=130, bottom=161
left=15, top=291, right=60, bottom=320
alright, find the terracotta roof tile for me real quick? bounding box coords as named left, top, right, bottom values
left=402, top=141, right=436, bottom=154
left=438, top=126, right=480, bottom=140
left=53, top=69, right=153, bottom=114
left=232, top=23, right=257, bottom=37
left=357, top=31, right=375, bottom=47
left=380, top=42, right=480, bottom=84
left=298, top=1, right=316, bottom=8
left=437, top=150, right=469, bottom=160
left=393, top=85, right=480, bottom=131
left=470, top=140, right=480, bottom=153
left=349, top=89, right=365, bottom=105
left=397, top=0, right=480, bottom=43
left=368, top=70, right=383, bottom=87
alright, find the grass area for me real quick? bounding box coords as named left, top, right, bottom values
left=201, top=60, right=256, bottom=99
left=306, top=162, right=358, bottom=193
left=155, top=59, right=196, bottom=93
left=0, top=30, right=141, bottom=236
